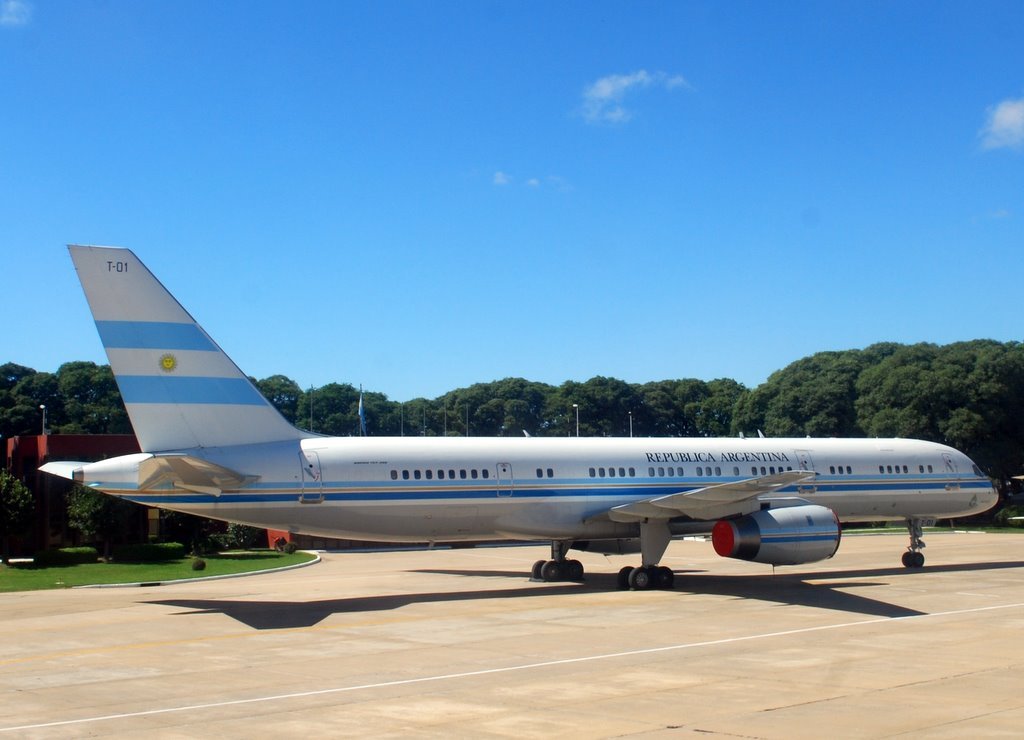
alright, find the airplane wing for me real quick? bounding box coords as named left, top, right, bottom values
left=602, top=470, right=817, bottom=523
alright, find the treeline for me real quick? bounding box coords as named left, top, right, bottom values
left=3, top=339, right=1023, bottom=484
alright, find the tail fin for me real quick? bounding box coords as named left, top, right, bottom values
left=69, top=245, right=308, bottom=452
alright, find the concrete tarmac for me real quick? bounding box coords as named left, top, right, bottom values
left=2, top=532, right=1023, bottom=738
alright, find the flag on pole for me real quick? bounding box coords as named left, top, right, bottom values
left=358, top=386, right=367, bottom=436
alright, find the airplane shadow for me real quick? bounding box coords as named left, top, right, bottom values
left=146, top=582, right=587, bottom=631
left=145, top=559, right=1024, bottom=631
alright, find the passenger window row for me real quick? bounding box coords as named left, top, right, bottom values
left=589, top=466, right=637, bottom=478
left=878, top=464, right=914, bottom=474
left=829, top=465, right=853, bottom=474
left=390, top=468, right=491, bottom=481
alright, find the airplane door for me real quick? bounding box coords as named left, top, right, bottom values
left=299, top=450, right=324, bottom=503
left=496, top=462, right=513, bottom=497
left=794, top=450, right=815, bottom=471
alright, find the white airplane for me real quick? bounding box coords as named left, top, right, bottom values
left=42, top=246, right=999, bottom=589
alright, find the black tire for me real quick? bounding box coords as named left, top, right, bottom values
left=913, top=551, right=925, bottom=568
left=656, top=566, right=675, bottom=589
left=541, top=560, right=563, bottom=582
left=628, top=566, right=652, bottom=590
left=565, top=559, right=585, bottom=581
left=617, top=566, right=633, bottom=590
left=901, top=551, right=914, bottom=568
left=531, top=559, right=546, bottom=580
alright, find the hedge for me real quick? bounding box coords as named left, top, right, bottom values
left=111, top=542, right=187, bottom=562
left=32, top=547, right=99, bottom=566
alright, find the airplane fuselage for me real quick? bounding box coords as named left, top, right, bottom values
left=81, top=436, right=996, bottom=543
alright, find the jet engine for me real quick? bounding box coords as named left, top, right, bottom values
left=712, top=504, right=841, bottom=566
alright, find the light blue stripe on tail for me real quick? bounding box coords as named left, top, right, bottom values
left=96, top=321, right=217, bottom=351
left=117, top=376, right=269, bottom=405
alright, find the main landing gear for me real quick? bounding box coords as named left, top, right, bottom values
left=901, top=518, right=926, bottom=568
left=616, top=564, right=674, bottom=590
left=531, top=540, right=585, bottom=583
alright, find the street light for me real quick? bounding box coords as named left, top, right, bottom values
left=628, top=411, right=633, bottom=438
left=39, top=404, right=46, bottom=436
left=572, top=403, right=579, bottom=437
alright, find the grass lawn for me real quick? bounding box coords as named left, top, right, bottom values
left=0, top=550, right=317, bottom=593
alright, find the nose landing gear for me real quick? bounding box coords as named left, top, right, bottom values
left=902, top=518, right=926, bottom=568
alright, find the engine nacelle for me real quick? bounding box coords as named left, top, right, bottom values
left=712, top=504, right=841, bottom=566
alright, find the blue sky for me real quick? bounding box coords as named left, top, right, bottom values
left=2, top=1, right=1022, bottom=402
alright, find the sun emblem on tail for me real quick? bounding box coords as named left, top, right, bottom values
left=159, top=353, right=178, bottom=372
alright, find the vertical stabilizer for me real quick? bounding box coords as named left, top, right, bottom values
left=69, top=245, right=308, bottom=451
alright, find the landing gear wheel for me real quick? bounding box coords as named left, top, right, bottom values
left=902, top=550, right=925, bottom=568
left=540, top=560, right=563, bottom=582
left=531, top=560, right=546, bottom=580
left=655, top=566, right=675, bottom=589
left=617, top=566, right=633, bottom=590
left=565, top=559, right=585, bottom=582
left=628, top=566, right=653, bottom=590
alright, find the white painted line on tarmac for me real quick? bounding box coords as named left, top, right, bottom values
left=3, top=600, right=1022, bottom=733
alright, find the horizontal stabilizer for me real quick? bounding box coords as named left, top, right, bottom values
left=137, top=454, right=258, bottom=495
left=38, top=461, right=86, bottom=481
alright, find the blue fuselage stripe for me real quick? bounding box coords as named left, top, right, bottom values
left=118, top=376, right=268, bottom=406
left=113, top=477, right=993, bottom=505
left=96, top=321, right=217, bottom=351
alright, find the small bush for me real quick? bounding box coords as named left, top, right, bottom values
left=33, top=547, right=99, bottom=567
left=994, top=505, right=1024, bottom=528
left=283, top=542, right=298, bottom=554
left=191, top=557, right=207, bottom=571
left=112, top=542, right=187, bottom=562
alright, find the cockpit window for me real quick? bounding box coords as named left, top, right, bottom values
left=973, top=464, right=984, bottom=477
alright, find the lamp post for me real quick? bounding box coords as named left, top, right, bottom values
left=572, top=403, right=579, bottom=437
left=39, top=404, right=46, bottom=435
left=628, top=411, right=633, bottom=438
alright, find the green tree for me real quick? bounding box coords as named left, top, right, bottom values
left=254, top=374, right=303, bottom=423
left=66, top=485, right=139, bottom=558
left=1, top=364, right=49, bottom=438
left=0, top=470, right=34, bottom=563
left=56, top=362, right=131, bottom=434
left=296, top=383, right=362, bottom=435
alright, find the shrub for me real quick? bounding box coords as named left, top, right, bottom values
left=283, top=542, right=298, bottom=554
left=33, top=547, right=99, bottom=566
left=994, top=505, right=1024, bottom=528
left=112, top=542, right=187, bottom=562
left=225, top=523, right=263, bottom=549
left=191, top=557, right=206, bottom=571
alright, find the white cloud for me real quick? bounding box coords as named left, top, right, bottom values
left=581, top=70, right=691, bottom=124
left=493, top=171, right=511, bottom=186
left=980, top=96, right=1024, bottom=151
left=526, top=178, right=540, bottom=188
left=0, top=0, right=31, bottom=27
